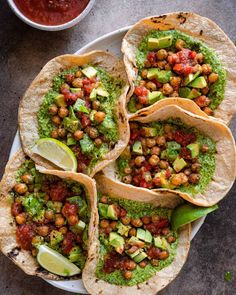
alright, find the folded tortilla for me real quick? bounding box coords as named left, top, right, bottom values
left=122, top=12, right=236, bottom=124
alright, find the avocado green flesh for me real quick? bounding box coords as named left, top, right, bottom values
left=136, top=30, right=226, bottom=110
left=96, top=197, right=178, bottom=286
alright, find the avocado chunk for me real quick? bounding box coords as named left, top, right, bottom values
left=148, top=91, right=162, bottom=105
left=107, top=204, right=118, bottom=220
left=189, top=76, right=207, bottom=89
left=188, top=88, right=201, bottom=99
left=179, top=87, right=201, bottom=99
left=127, top=249, right=142, bottom=259
left=73, top=99, right=90, bottom=114
left=132, top=141, right=143, bottom=155
left=79, top=134, right=95, bottom=154
left=82, top=66, right=97, bottom=78
left=156, top=70, right=172, bottom=84
left=147, top=68, right=159, bottom=80
left=128, top=236, right=145, bottom=248
left=109, top=232, right=125, bottom=254
left=117, top=222, right=131, bottom=237
left=54, top=94, right=66, bottom=107
left=96, top=85, right=109, bottom=97
left=147, top=35, right=173, bottom=50
left=187, top=143, right=200, bottom=158
left=136, top=228, right=146, bottom=241
left=128, top=96, right=137, bottom=113
left=173, top=157, right=187, bottom=172
left=89, top=88, right=97, bottom=100
left=47, top=201, right=63, bottom=213
left=145, top=230, right=153, bottom=243
left=71, top=220, right=86, bottom=233
left=142, top=127, right=158, bottom=137
left=67, top=134, right=77, bottom=146
left=50, top=230, right=63, bottom=247
left=98, top=203, right=109, bottom=218
left=70, top=88, right=81, bottom=93
left=183, top=72, right=201, bottom=86
left=162, top=141, right=181, bottom=161
left=133, top=251, right=148, bottom=263
left=154, top=236, right=169, bottom=250
left=63, top=117, right=79, bottom=133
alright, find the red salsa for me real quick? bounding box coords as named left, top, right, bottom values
left=13, top=0, right=90, bottom=26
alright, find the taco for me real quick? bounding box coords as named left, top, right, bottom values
left=103, top=105, right=236, bottom=206
left=19, top=51, right=129, bottom=176
left=82, top=175, right=190, bottom=295
left=122, top=12, right=236, bottom=123
left=0, top=150, right=98, bottom=280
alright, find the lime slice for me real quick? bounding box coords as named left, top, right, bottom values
left=37, top=245, right=81, bottom=276
left=171, top=203, right=218, bottom=230
left=32, top=138, right=77, bottom=172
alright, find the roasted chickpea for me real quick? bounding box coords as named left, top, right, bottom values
left=59, top=227, right=68, bottom=234
left=131, top=218, right=143, bottom=228
left=58, top=127, right=66, bottom=138
left=141, top=69, right=148, bottom=79
left=162, top=83, right=174, bottom=95
left=156, top=136, right=166, bottom=146
left=167, top=236, right=176, bottom=243
left=100, top=196, right=108, bottom=204
left=48, top=104, right=58, bottom=115
left=72, top=78, right=83, bottom=88
left=151, top=215, right=160, bottom=223
left=37, top=225, right=49, bottom=237
left=21, top=173, right=33, bottom=184
left=189, top=173, right=200, bottom=184
left=61, top=83, right=70, bottom=90
left=75, top=70, right=82, bottom=78
left=157, top=61, right=167, bottom=69
left=121, top=216, right=131, bottom=225
left=149, top=155, right=160, bottom=166
left=203, top=106, right=213, bottom=116
left=139, top=260, right=148, bottom=268
left=51, top=115, right=61, bottom=126
left=124, top=167, right=132, bottom=174
left=94, top=111, right=106, bottom=123
left=58, top=107, right=69, bottom=118
left=170, top=91, right=179, bottom=97
left=129, top=228, right=137, bottom=237
left=92, top=100, right=101, bottom=110
left=196, top=53, right=204, bottom=64
left=184, top=169, right=192, bottom=176
left=125, top=260, right=137, bottom=271
left=208, top=72, right=219, bottom=83
left=32, top=248, right=38, bottom=257
left=146, top=81, right=157, bottom=91
left=51, top=130, right=59, bottom=139
left=141, top=215, right=151, bottom=225
left=151, top=259, right=159, bottom=266
left=100, top=219, right=110, bottom=229
left=159, top=160, right=169, bottom=169
left=139, top=80, right=146, bottom=87
left=88, top=127, right=99, bottom=139
left=16, top=213, right=26, bottom=225
left=201, top=64, right=212, bottom=75
left=191, top=163, right=201, bottom=172
left=55, top=216, right=65, bottom=227
left=156, top=49, right=168, bottom=60
left=45, top=210, right=55, bottom=221
left=192, top=64, right=202, bottom=74
left=159, top=250, right=169, bottom=260
left=14, top=183, right=28, bottom=195
left=201, top=144, right=209, bottom=153
left=201, top=87, right=209, bottom=95
left=123, top=175, right=132, bottom=184
left=170, top=76, right=181, bottom=88
left=123, top=270, right=132, bottom=280
left=134, top=156, right=145, bottom=167
left=110, top=221, right=117, bottom=230
left=144, top=60, right=151, bottom=68
left=146, top=138, right=156, bottom=148
left=162, top=227, right=170, bottom=235
left=175, top=39, right=186, bottom=50
left=94, top=138, right=103, bottom=146
left=68, top=215, right=78, bottom=226
left=164, top=63, right=171, bottom=71
left=74, top=130, right=84, bottom=141
left=151, top=146, right=161, bottom=155
left=171, top=173, right=188, bottom=186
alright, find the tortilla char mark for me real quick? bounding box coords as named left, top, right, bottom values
left=7, top=246, right=21, bottom=259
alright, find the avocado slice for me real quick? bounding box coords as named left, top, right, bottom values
left=179, top=87, right=201, bottom=99
left=136, top=228, right=146, bottom=241
left=134, top=251, right=148, bottom=263
left=128, top=236, right=145, bottom=248
left=189, top=76, right=207, bottom=89
left=145, top=230, right=153, bottom=243
left=132, top=141, right=143, bottom=155
left=82, top=66, right=97, bottom=78
left=71, top=220, right=86, bottom=234
left=89, top=88, right=97, bottom=100
left=63, top=117, right=79, bottom=133
left=54, top=94, right=66, bottom=107
left=70, top=88, right=81, bottom=93
left=183, top=72, right=201, bottom=86
left=73, top=99, right=90, bottom=114
left=147, top=35, right=173, bottom=50
left=147, top=68, right=159, bottom=80
left=128, top=249, right=142, bottom=259
left=156, top=70, right=172, bottom=84
left=188, top=89, right=201, bottom=99
left=148, top=91, right=162, bottom=105
left=142, top=127, right=158, bottom=137
left=107, top=204, right=118, bottom=220
left=173, top=157, right=187, bottom=172
left=187, top=143, right=200, bottom=158
left=154, top=236, right=168, bottom=250
left=109, top=232, right=125, bottom=253
left=67, top=134, right=77, bottom=146
left=117, top=222, right=131, bottom=237
left=50, top=230, right=63, bottom=247
left=96, top=84, right=109, bottom=97
left=128, top=96, right=138, bottom=113
left=98, top=203, right=109, bottom=218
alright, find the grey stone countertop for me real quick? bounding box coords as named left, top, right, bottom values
left=0, top=0, right=236, bottom=294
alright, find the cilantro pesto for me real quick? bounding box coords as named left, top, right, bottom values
left=116, top=118, right=216, bottom=196
left=37, top=65, right=123, bottom=173
left=95, top=196, right=178, bottom=286
left=128, top=30, right=226, bottom=114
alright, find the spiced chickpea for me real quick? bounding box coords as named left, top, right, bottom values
left=156, top=49, right=168, bottom=60
left=167, top=236, right=176, bottom=243
left=121, top=216, right=131, bottom=225
left=21, top=173, right=33, bottom=184
left=75, top=70, right=82, bottom=78
left=92, top=100, right=100, bottom=110
left=95, top=138, right=103, bottom=146
left=124, top=167, right=132, bottom=174
left=162, top=227, right=170, bottom=235
left=51, top=115, right=61, bottom=126
left=149, top=155, right=160, bottom=166
left=16, top=213, right=26, bottom=225
left=14, top=183, right=28, bottom=195
left=203, top=107, right=213, bottom=116
left=123, top=271, right=132, bottom=280
left=48, top=104, right=58, bottom=115
left=68, top=215, right=78, bottom=226
left=175, top=39, right=186, bottom=50
left=59, top=227, right=68, bottom=234
left=134, top=156, right=145, bottom=167
left=141, top=69, right=148, bottom=79
left=171, top=173, right=188, bottom=186
left=202, top=87, right=209, bottom=95
left=61, top=83, right=70, bottom=90
left=37, top=225, right=49, bottom=237
left=139, top=260, right=148, bottom=268
left=184, top=169, right=192, bottom=176
left=110, top=221, right=117, bottom=230
left=146, top=81, right=157, bottom=91
left=151, top=146, right=161, bottom=155
left=151, top=215, right=160, bottom=223
left=170, top=91, right=179, bottom=97
left=129, top=228, right=137, bottom=237
left=72, top=78, right=83, bottom=88
left=58, top=107, right=69, bottom=118
left=74, top=130, right=84, bottom=141
left=141, top=215, right=151, bottom=225
left=146, top=138, right=156, bottom=148
left=196, top=53, right=204, bottom=64
left=123, top=175, right=132, bottom=184
left=58, top=127, right=66, bottom=138
left=32, top=248, right=38, bottom=257
left=131, top=218, right=143, bottom=227
left=100, top=196, right=108, bottom=204
left=201, top=64, right=212, bottom=75
left=162, top=83, right=174, bottom=95
left=191, top=163, right=201, bottom=172
left=157, top=61, right=167, bottom=69
left=151, top=259, right=159, bottom=266
left=208, top=73, right=219, bottom=83
left=189, top=174, right=200, bottom=184
left=45, top=210, right=55, bottom=221
left=164, top=63, right=171, bottom=71
left=55, top=215, right=65, bottom=227
left=159, top=251, right=169, bottom=260
left=144, top=60, right=151, bottom=68
left=192, top=64, right=202, bottom=74
left=88, top=127, right=99, bottom=139
left=156, top=136, right=166, bottom=146
left=94, top=111, right=106, bottom=123
left=139, top=80, right=146, bottom=87
left=159, top=160, right=169, bottom=169
left=170, top=76, right=181, bottom=88
left=201, top=144, right=209, bottom=153
left=51, top=130, right=59, bottom=139
left=100, top=219, right=110, bottom=229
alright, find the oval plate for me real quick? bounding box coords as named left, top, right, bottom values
left=10, top=26, right=205, bottom=293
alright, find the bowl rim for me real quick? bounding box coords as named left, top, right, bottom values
left=7, top=0, right=96, bottom=31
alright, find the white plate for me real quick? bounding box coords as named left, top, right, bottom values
left=10, top=26, right=205, bottom=293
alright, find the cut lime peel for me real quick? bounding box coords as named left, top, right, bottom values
left=171, top=203, right=218, bottom=230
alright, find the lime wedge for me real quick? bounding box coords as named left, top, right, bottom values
left=37, top=245, right=81, bottom=276
left=32, top=138, right=77, bottom=172
left=171, top=203, right=218, bottom=230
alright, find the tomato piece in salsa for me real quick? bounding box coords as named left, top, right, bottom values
left=13, top=0, right=90, bottom=26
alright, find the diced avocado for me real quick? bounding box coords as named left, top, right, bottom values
left=70, top=88, right=81, bottom=93
left=147, top=68, right=159, bottom=80
left=156, top=70, right=172, bottom=84
left=128, top=96, right=137, bottom=113
left=107, top=204, right=118, bottom=220
left=73, top=99, right=90, bottom=114
left=133, top=251, right=148, bottom=263
left=188, top=89, right=201, bottom=99
left=179, top=87, right=201, bottom=99
left=71, top=220, right=86, bottom=234
left=50, top=230, right=63, bottom=247
left=82, top=66, right=97, bottom=78
left=136, top=228, right=146, bottom=241
left=142, top=127, right=158, bottom=137
left=96, top=83, right=109, bottom=97
left=68, top=246, right=83, bottom=264
left=154, top=236, right=168, bottom=250
left=128, top=249, right=142, bottom=259
left=163, top=141, right=181, bottom=161
left=109, top=232, right=125, bottom=253
left=147, top=35, right=173, bottom=50
left=67, top=134, right=77, bottom=146
left=132, top=141, right=143, bottom=155
left=89, top=88, right=97, bottom=100
left=46, top=201, right=62, bottom=213
left=187, top=143, right=200, bottom=158
left=79, top=134, right=95, bottom=154
left=173, top=157, right=187, bottom=172
left=148, top=91, right=162, bottom=105
left=183, top=72, right=201, bottom=86
left=145, top=230, right=153, bottom=243
left=128, top=236, right=145, bottom=248
left=54, top=94, right=66, bottom=107
left=117, top=222, right=131, bottom=237
left=189, top=76, right=207, bottom=89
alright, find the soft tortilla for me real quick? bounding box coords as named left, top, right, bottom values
left=122, top=12, right=236, bottom=124
left=0, top=149, right=98, bottom=281
left=18, top=51, right=130, bottom=177
left=103, top=105, right=236, bottom=207
left=82, top=175, right=191, bottom=295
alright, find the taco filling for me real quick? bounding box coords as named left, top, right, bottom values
left=128, top=30, right=226, bottom=115
left=38, top=65, right=123, bottom=173
left=96, top=196, right=178, bottom=286
left=10, top=159, right=89, bottom=274
left=116, top=118, right=216, bottom=196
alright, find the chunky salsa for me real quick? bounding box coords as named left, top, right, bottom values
left=11, top=159, right=89, bottom=273
left=38, top=66, right=122, bottom=173
left=116, top=119, right=216, bottom=196
left=128, top=30, right=226, bottom=115
left=96, top=196, right=178, bottom=286
left=14, top=0, right=90, bottom=26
